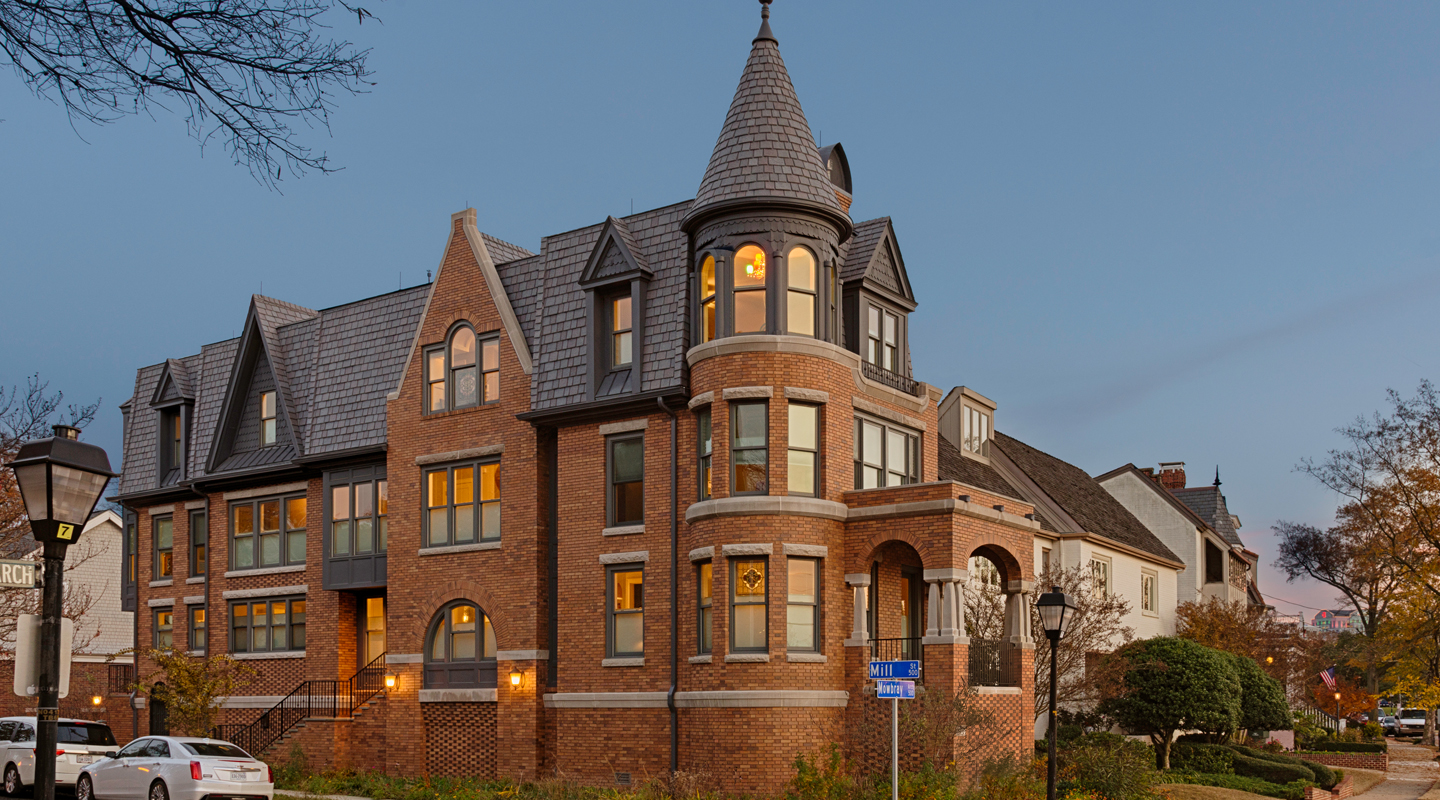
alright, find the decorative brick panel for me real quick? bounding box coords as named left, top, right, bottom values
left=422, top=702, right=497, bottom=777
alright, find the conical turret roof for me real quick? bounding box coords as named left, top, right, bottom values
left=685, top=13, right=849, bottom=233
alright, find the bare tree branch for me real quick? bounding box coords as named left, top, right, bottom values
left=0, top=0, right=375, bottom=188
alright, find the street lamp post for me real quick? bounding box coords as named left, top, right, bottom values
left=1335, top=692, right=1343, bottom=732
left=9, top=425, right=114, bottom=800
left=1036, top=586, right=1077, bottom=800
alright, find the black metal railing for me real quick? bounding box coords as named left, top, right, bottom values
left=968, top=639, right=1020, bottom=687
left=860, top=361, right=923, bottom=396
left=212, top=651, right=387, bottom=756
left=869, top=637, right=924, bottom=683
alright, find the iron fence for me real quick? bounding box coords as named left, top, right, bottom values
left=860, top=361, right=923, bottom=396
left=869, top=637, right=924, bottom=682
left=211, top=651, right=388, bottom=756
left=968, top=639, right=1020, bottom=687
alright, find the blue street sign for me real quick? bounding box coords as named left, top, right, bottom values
left=876, top=680, right=916, bottom=699
left=868, top=660, right=921, bottom=680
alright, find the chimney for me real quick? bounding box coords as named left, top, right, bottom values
left=1157, top=462, right=1186, bottom=490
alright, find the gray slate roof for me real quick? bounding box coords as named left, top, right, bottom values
left=1172, top=486, right=1244, bottom=547
left=993, top=432, right=1183, bottom=564
left=531, top=202, right=691, bottom=410
left=841, top=218, right=889, bottom=284
left=689, top=32, right=844, bottom=223
left=120, top=284, right=430, bottom=495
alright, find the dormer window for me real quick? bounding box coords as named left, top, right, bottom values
left=866, top=306, right=900, bottom=372
left=450, top=326, right=478, bottom=407
left=733, top=245, right=767, bottom=334
left=786, top=247, right=816, bottom=337
left=158, top=407, right=184, bottom=482
left=259, top=391, right=277, bottom=446
left=609, top=295, right=633, bottom=368
left=962, top=405, right=989, bottom=454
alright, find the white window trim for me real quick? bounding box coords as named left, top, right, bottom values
left=1140, top=569, right=1159, bottom=617
left=1088, top=555, right=1112, bottom=598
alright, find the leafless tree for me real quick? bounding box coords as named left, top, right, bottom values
left=967, top=564, right=1135, bottom=717
left=0, top=375, right=104, bottom=654
left=0, top=0, right=376, bottom=188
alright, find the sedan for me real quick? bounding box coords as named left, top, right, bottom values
left=78, top=736, right=272, bottom=800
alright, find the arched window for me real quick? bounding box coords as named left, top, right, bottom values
left=424, top=601, right=497, bottom=688
left=732, top=245, right=767, bottom=334
left=699, top=256, right=717, bottom=343
left=786, top=247, right=816, bottom=337
left=449, top=326, right=478, bottom=409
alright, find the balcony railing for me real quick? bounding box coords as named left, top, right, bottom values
left=968, top=639, right=1021, bottom=687
left=869, top=637, right=924, bottom=683
left=860, top=360, right=923, bottom=396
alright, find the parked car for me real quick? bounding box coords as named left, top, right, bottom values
left=1399, top=708, right=1427, bottom=734
left=0, top=718, right=117, bottom=794
left=1382, top=715, right=1399, bottom=736
left=78, top=736, right=273, bottom=800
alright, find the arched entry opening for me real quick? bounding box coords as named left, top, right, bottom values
left=965, top=544, right=1031, bottom=687
left=148, top=683, right=169, bottom=735
left=865, top=540, right=926, bottom=662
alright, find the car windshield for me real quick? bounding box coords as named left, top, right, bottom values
left=180, top=742, right=251, bottom=758
left=57, top=724, right=116, bottom=746
left=1402, top=709, right=1426, bottom=718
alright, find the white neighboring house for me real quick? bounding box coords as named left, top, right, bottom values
left=1096, top=463, right=1262, bottom=608
left=934, top=389, right=1187, bottom=739
left=8, top=510, right=135, bottom=667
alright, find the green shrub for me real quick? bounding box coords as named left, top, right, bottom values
left=1300, top=759, right=1338, bottom=789
left=1303, top=741, right=1387, bottom=753
left=1056, top=724, right=1084, bottom=744
left=1159, top=770, right=1312, bottom=800
left=958, top=756, right=1044, bottom=800
left=1362, top=722, right=1384, bottom=741
left=1230, top=750, right=1316, bottom=784
left=1058, top=733, right=1160, bottom=800
left=1170, top=743, right=1234, bottom=774
left=786, top=744, right=856, bottom=800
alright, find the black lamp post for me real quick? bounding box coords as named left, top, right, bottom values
left=1036, top=585, right=1076, bottom=800
left=9, top=425, right=114, bottom=800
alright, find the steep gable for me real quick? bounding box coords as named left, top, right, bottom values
left=580, top=216, right=651, bottom=288
left=841, top=217, right=915, bottom=309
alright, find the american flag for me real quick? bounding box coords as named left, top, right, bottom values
left=1320, top=667, right=1337, bottom=690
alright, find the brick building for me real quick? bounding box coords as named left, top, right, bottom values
left=114, top=4, right=1041, bottom=791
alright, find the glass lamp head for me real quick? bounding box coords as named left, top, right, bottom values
left=1035, top=585, right=1076, bottom=641
left=9, top=425, right=115, bottom=544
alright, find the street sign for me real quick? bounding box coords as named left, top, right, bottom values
left=13, top=615, right=73, bottom=699
left=868, top=660, right=921, bottom=680
left=876, top=680, right=916, bottom=700
left=0, top=560, right=37, bottom=589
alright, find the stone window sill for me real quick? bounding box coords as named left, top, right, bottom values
left=724, top=653, right=770, bottom=663
left=602, top=525, right=645, bottom=537
left=688, top=655, right=712, bottom=664
left=232, top=651, right=305, bottom=660
left=602, top=657, right=644, bottom=668
left=148, top=579, right=172, bottom=588
left=787, top=652, right=827, bottom=663
left=185, top=576, right=206, bottom=585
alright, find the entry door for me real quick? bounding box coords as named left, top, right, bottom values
left=148, top=692, right=168, bottom=736
left=899, top=570, right=922, bottom=658
left=362, top=596, right=386, bottom=665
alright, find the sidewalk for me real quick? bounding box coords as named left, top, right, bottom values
left=1376, top=740, right=1437, bottom=799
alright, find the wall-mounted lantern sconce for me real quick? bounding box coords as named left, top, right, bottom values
left=384, top=675, right=397, bottom=690
left=509, top=670, right=523, bottom=688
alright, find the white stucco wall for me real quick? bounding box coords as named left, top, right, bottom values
left=1099, top=471, right=1202, bottom=605
left=1035, top=535, right=1177, bottom=642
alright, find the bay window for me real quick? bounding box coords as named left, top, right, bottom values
left=333, top=477, right=389, bottom=556
left=697, top=409, right=712, bottom=501
left=787, top=403, right=819, bottom=496
left=732, top=245, right=767, bottom=334
left=699, top=256, right=717, bottom=343
left=731, top=402, right=768, bottom=495
left=786, top=247, right=816, bottom=336
left=853, top=416, right=920, bottom=489
left=731, top=558, right=767, bottom=652
left=787, top=558, right=818, bottom=651
left=697, top=562, right=713, bottom=654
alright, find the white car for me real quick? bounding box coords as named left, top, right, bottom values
left=78, top=736, right=273, bottom=800
left=0, top=718, right=118, bottom=793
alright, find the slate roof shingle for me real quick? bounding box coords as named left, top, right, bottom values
left=936, top=436, right=1028, bottom=506
left=1172, top=487, right=1244, bottom=547
left=992, top=432, right=1183, bottom=564
left=688, top=33, right=845, bottom=223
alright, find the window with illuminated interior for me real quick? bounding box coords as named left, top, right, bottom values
left=787, top=247, right=816, bottom=336
left=733, top=245, right=767, bottom=334
left=699, top=255, right=717, bottom=343
left=424, top=601, right=497, bottom=688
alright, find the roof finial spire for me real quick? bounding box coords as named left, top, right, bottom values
left=755, top=0, right=776, bottom=44
left=1213, top=466, right=1222, bottom=487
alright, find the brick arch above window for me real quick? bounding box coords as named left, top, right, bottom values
left=403, top=578, right=511, bottom=654
left=850, top=529, right=939, bottom=574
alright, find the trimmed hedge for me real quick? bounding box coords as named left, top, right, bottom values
left=1229, top=745, right=1339, bottom=789
left=1160, top=770, right=1312, bottom=800
left=1170, top=743, right=1235, bottom=774
left=1303, top=741, right=1387, bottom=753
left=1230, top=750, right=1316, bottom=784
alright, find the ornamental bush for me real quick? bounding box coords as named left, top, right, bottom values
left=1169, top=743, right=1234, bottom=774
left=1058, top=733, right=1161, bottom=800
left=1303, top=741, right=1387, bottom=753
left=1230, top=750, right=1316, bottom=785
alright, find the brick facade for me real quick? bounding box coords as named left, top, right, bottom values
left=116, top=9, right=1041, bottom=794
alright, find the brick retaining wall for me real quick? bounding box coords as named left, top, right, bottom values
left=1303, top=774, right=1354, bottom=799
left=1297, top=751, right=1388, bottom=772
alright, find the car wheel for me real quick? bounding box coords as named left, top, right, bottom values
left=4, top=765, right=20, bottom=797
left=148, top=780, right=168, bottom=800
left=77, top=775, right=95, bottom=800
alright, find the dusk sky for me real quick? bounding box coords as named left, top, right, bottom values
left=4, top=1, right=1439, bottom=618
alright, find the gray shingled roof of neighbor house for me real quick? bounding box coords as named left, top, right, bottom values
left=1171, top=486, right=1244, bottom=547
left=688, top=26, right=844, bottom=223
left=992, top=432, right=1182, bottom=564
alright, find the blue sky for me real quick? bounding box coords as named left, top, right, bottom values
left=3, top=1, right=1438, bottom=616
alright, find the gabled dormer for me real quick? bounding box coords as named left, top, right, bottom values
left=842, top=217, right=916, bottom=381
left=581, top=216, right=652, bottom=400
left=148, top=359, right=194, bottom=487
left=207, top=296, right=316, bottom=474
left=939, top=386, right=995, bottom=461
